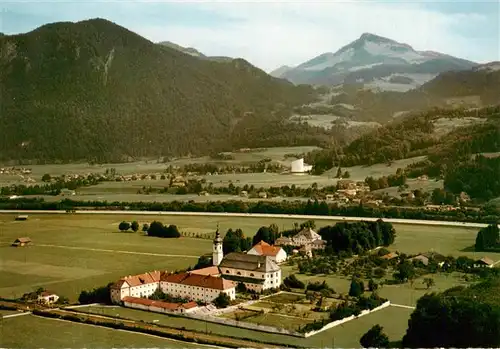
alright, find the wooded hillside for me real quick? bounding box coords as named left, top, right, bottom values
left=0, top=19, right=316, bottom=162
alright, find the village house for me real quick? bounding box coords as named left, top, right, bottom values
left=247, top=240, right=287, bottom=264
left=12, top=237, right=32, bottom=247
left=37, top=291, right=59, bottom=304
left=275, top=227, right=326, bottom=251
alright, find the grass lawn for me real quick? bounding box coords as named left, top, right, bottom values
left=1, top=211, right=494, bottom=301
left=0, top=314, right=208, bottom=348
left=0, top=309, right=20, bottom=316
left=378, top=272, right=471, bottom=306
left=0, top=214, right=211, bottom=301
left=264, top=292, right=305, bottom=304
left=244, top=312, right=314, bottom=331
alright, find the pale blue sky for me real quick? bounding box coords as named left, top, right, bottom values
left=1, top=0, right=499, bottom=71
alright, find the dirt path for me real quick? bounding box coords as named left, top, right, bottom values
left=35, top=244, right=199, bottom=258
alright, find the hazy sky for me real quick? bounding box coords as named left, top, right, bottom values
left=1, top=0, right=499, bottom=71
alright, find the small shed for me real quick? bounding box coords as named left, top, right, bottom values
left=12, top=237, right=32, bottom=247
left=15, top=215, right=28, bottom=221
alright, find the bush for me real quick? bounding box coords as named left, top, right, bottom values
left=118, top=221, right=130, bottom=231
left=284, top=274, right=305, bottom=289
left=360, top=325, right=390, bottom=348
left=131, top=221, right=139, bottom=232
left=214, top=292, right=231, bottom=308
left=147, top=221, right=181, bottom=238
left=330, top=302, right=361, bottom=321
left=349, top=279, right=365, bottom=297
left=373, top=267, right=386, bottom=279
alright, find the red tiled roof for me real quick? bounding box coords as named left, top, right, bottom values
left=161, top=272, right=234, bottom=290
left=113, top=271, right=162, bottom=288
left=251, top=240, right=282, bottom=257
left=190, top=266, right=220, bottom=276
left=182, top=301, right=198, bottom=309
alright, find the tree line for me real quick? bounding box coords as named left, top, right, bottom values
left=2, top=197, right=498, bottom=224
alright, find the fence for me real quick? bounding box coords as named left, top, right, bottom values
left=303, top=301, right=391, bottom=337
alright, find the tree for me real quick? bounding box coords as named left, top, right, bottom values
left=130, top=221, right=139, bottom=232
left=343, top=170, right=351, bottom=179
left=252, top=226, right=276, bottom=245
left=368, top=279, right=378, bottom=291
left=214, top=292, right=231, bottom=308
left=475, top=224, right=500, bottom=251
left=336, top=167, right=342, bottom=178
left=393, top=261, right=415, bottom=283
left=423, top=277, right=435, bottom=289
left=41, top=173, right=51, bottom=182
left=118, top=221, right=130, bottom=231
left=402, top=292, right=500, bottom=348
left=284, top=274, right=306, bottom=289
left=360, top=325, right=389, bottom=348
left=223, top=228, right=247, bottom=254
left=373, top=268, right=386, bottom=279
left=349, top=278, right=365, bottom=297
left=194, top=255, right=212, bottom=269
left=147, top=221, right=180, bottom=238
left=142, top=223, right=149, bottom=232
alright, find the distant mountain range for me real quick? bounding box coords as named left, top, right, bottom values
left=0, top=19, right=317, bottom=162
left=271, top=33, right=478, bottom=91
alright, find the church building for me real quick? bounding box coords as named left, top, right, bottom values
left=212, top=230, right=282, bottom=292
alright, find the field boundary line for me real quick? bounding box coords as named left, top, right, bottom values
left=0, top=209, right=494, bottom=229
left=35, top=243, right=199, bottom=258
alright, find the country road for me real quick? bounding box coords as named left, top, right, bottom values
left=0, top=209, right=497, bottom=229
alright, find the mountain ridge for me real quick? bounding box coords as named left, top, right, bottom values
left=272, top=32, right=478, bottom=91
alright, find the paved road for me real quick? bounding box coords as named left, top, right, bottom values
left=0, top=209, right=496, bottom=229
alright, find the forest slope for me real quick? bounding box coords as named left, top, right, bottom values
left=0, top=19, right=316, bottom=162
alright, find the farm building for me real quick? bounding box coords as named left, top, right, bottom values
left=15, top=215, right=28, bottom=221
left=12, top=237, right=32, bottom=247
left=474, top=257, right=495, bottom=268
left=38, top=291, right=59, bottom=304
left=290, top=158, right=313, bottom=173
left=247, top=240, right=288, bottom=264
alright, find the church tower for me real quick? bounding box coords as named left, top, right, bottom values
left=212, top=225, right=223, bottom=266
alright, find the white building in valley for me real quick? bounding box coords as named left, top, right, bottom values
left=247, top=240, right=287, bottom=264
left=290, top=158, right=313, bottom=174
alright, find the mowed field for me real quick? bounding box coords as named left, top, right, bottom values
left=0, top=314, right=210, bottom=348
left=78, top=304, right=412, bottom=348
left=0, top=146, right=320, bottom=187
left=0, top=213, right=212, bottom=301
left=1, top=212, right=497, bottom=302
